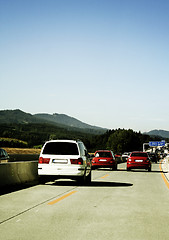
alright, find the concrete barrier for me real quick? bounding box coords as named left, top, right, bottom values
left=0, top=161, right=38, bottom=188
left=9, top=154, right=39, bottom=162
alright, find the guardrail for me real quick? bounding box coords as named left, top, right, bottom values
left=0, top=161, right=39, bottom=188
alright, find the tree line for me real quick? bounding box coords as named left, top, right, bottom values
left=0, top=123, right=165, bottom=153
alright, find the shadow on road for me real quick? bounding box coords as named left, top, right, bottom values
left=125, top=170, right=164, bottom=173
left=0, top=182, right=37, bottom=196
left=48, top=180, right=133, bottom=187
left=0, top=179, right=133, bottom=195
left=95, top=168, right=165, bottom=173
left=84, top=181, right=133, bottom=187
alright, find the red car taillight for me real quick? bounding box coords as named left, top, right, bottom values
left=70, top=158, right=83, bottom=165
left=39, top=157, right=50, bottom=164
left=110, top=160, right=114, bottom=163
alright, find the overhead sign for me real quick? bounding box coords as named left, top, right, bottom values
left=149, top=140, right=165, bottom=147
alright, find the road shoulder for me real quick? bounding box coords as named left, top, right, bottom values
left=162, top=158, right=169, bottom=180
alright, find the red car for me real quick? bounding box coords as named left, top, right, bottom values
left=91, top=150, right=117, bottom=170
left=127, top=151, right=151, bottom=171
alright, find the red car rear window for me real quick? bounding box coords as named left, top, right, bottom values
left=95, top=152, right=111, bottom=158
left=131, top=152, right=147, bottom=157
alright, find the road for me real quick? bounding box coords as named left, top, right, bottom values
left=0, top=162, right=169, bottom=240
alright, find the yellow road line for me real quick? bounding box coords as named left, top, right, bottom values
left=100, top=174, right=109, bottom=179
left=159, top=162, right=169, bottom=189
left=48, top=190, right=77, bottom=205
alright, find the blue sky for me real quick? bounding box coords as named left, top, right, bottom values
left=1, top=0, right=169, bottom=132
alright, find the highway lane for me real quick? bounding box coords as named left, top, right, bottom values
left=0, top=162, right=169, bottom=240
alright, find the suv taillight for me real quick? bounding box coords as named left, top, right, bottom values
left=39, top=157, right=50, bottom=164
left=70, top=158, right=83, bottom=165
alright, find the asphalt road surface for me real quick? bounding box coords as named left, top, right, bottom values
left=0, top=162, right=169, bottom=240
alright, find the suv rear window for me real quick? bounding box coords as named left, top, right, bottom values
left=42, top=142, right=79, bottom=155
left=131, top=152, right=147, bottom=157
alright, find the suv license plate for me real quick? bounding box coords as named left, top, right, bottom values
left=135, top=160, right=143, bottom=162
left=53, top=159, right=68, bottom=164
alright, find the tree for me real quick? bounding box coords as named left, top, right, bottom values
left=106, top=129, right=143, bottom=153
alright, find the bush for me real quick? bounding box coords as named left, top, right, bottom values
left=0, top=138, right=28, bottom=148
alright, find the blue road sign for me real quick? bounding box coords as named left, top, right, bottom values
left=149, top=141, right=165, bottom=147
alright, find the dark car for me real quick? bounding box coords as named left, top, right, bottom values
left=127, top=151, right=151, bottom=171
left=91, top=150, right=117, bottom=170
left=148, top=152, right=158, bottom=163
left=0, top=148, right=9, bottom=162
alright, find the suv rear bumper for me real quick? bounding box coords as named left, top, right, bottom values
left=38, top=164, right=86, bottom=177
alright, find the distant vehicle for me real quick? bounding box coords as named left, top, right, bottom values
left=91, top=150, right=117, bottom=170
left=159, top=153, right=166, bottom=159
left=147, top=152, right=158, bottom=163
left=0, top=148, right=9, bottom=162
left=115, top=153, right=122, bottom=163
left=115, top=153, right=121, bottom=157
left=38, top=140, right=91, bottom=185
left=127, top=151, right=151, bottom=171
left=122, top=152, right=131, bottom=161
left=115, top=153, right=121, bottom=158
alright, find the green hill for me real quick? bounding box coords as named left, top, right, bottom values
left=0, top=109, right=107, bottom=150
left=0, top=109, right=106, bottom=134
left=144, top=129, right=169, bottom=139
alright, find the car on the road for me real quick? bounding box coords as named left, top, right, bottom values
left=159, top=152, right=166, bottom=159
left=147, top=152, right=158, bottom=163
left=0, top=148, right=9, bottom=162
left=122, top=152, right=131, bottom=161
left=115, top=153, right=121, bottom=158
left=127, top=151, right=151, bottom=171
left=91, top=150, right=117, bottom=170
left=38, top=139, right=91, bottom=184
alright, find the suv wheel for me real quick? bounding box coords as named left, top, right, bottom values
left=77, top=170, right=92, bottom=186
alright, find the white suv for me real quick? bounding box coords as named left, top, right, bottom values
left=38, top=140, right=91, bottom=185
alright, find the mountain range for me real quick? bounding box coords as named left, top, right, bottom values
left=144, top=129, right=169, bottom=139
left=1, top=109, right=169, bottom=139
left=0, top=109, right=107, bottom=134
